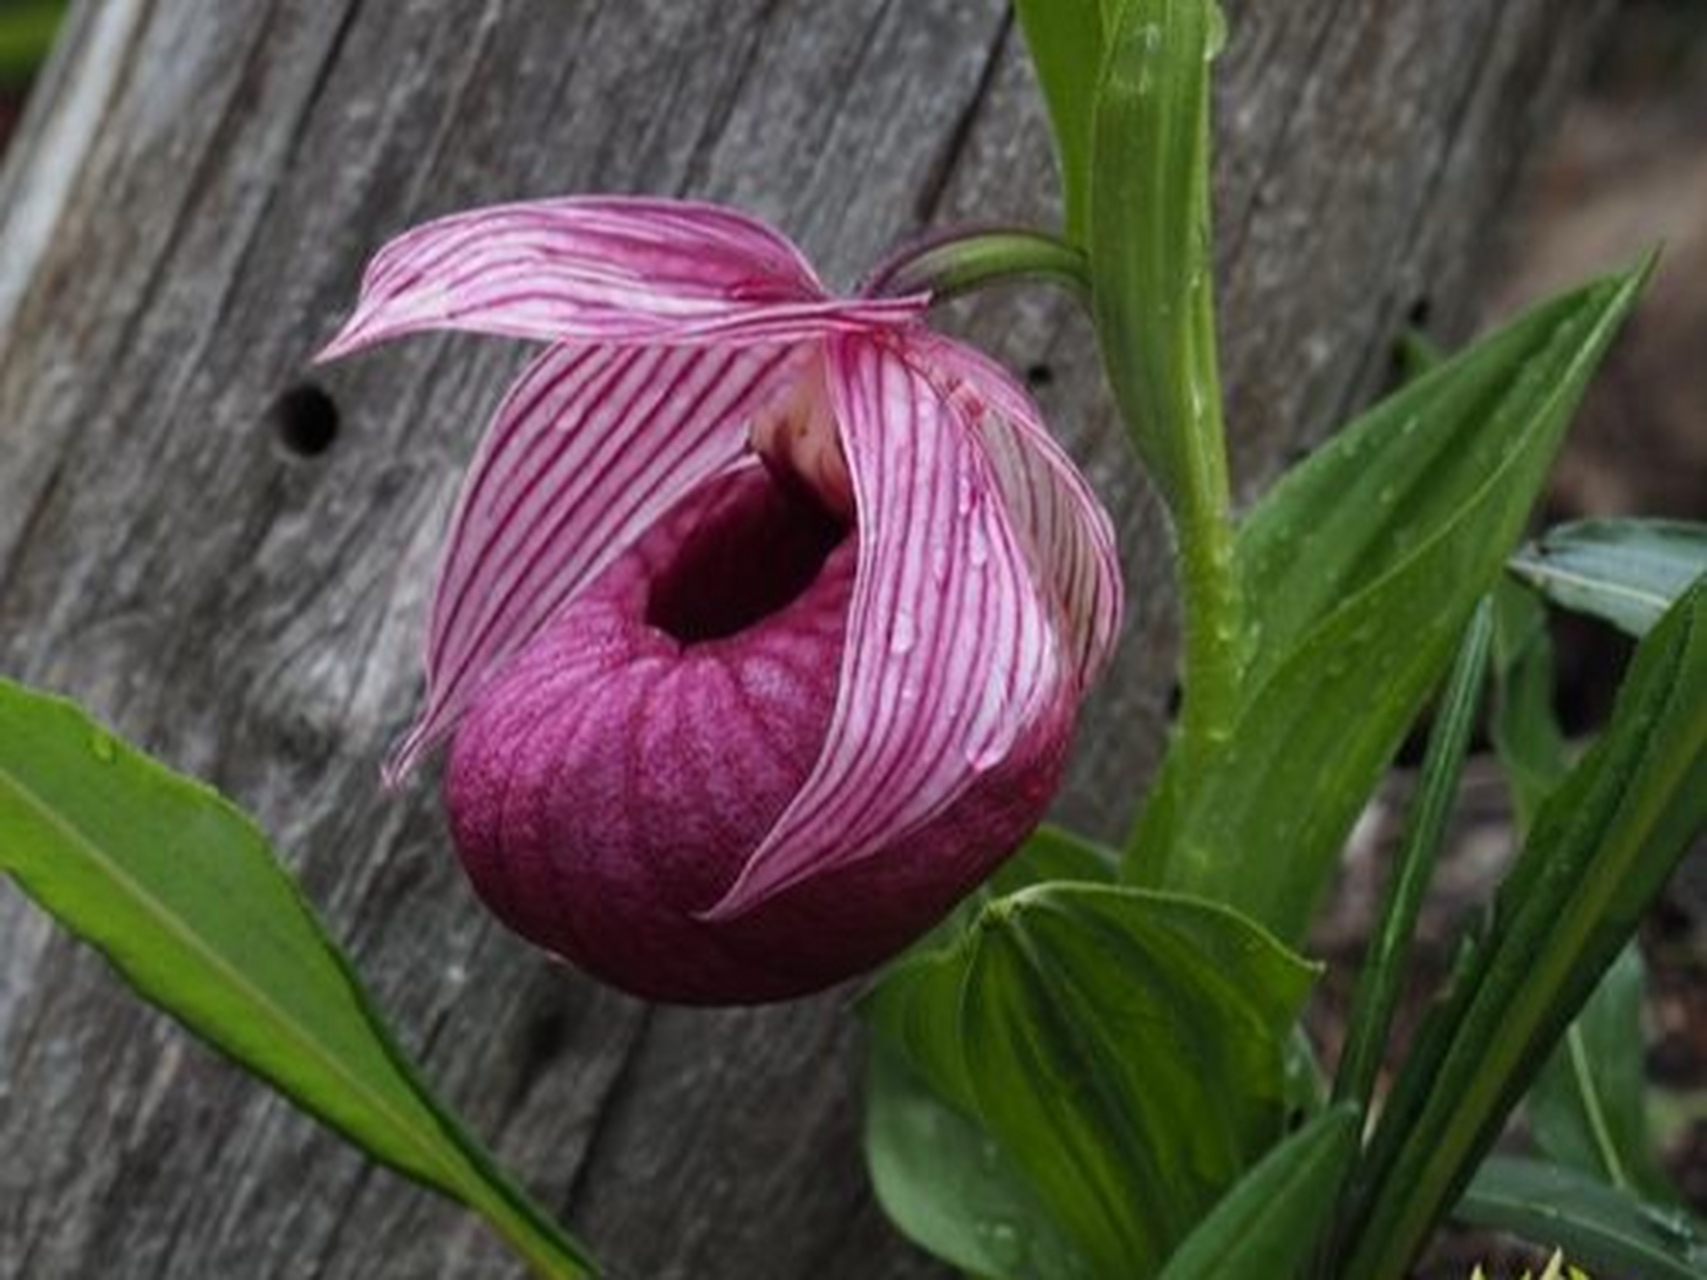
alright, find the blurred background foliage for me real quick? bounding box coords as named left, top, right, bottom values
left=0, top=0, right=63, bottom=92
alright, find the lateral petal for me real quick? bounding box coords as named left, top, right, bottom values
left=705, top=334, right=1067, bottom=918
left=910, top=332, right=1123, bottom=688
left=318, top=196, right=927, bottom=358
left=387, top=339, right=810, bottom=781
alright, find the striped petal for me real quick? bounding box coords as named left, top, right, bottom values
left=704, top=333, right=1067, bottom=918
left=387, top=339, right=811, bottom=781
left=909, top=333, right=1123, bottom=688
left=319, top=196, right=927, bottom=358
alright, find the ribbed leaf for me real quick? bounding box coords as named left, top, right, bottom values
left=0, top=680, right=594, bottom=1279
left=1340, top=575, right=1707, bottom=1280
left=1157, top=1105, right=1357, bottom=1280
left=865, top=1042, right=1093, bottom=1280
left=1131, top=265, right=1650, bottom=939
left=1460, top=1157, right=1707, bottom=1280
left=1510, top=518, right=1707, bottom=637
left=866, top=884, right=1315, bottom=1279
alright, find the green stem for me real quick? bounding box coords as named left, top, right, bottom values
left=862, top=228, right=1090, bottom=305
left=1171, top=290, right=1241, bottom=767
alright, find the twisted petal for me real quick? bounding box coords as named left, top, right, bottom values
left=910, top=333, right=1123, bottom=688
left=705, top=334, right=1067, bottom=919
left=388, top=340, right=811, bottom=781
left=318, top=196, right=927, bottom=357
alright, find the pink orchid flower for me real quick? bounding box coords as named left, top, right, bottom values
left=321, top=197, right=1121, bottom=1003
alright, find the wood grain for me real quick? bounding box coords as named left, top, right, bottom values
left=0, top=1, right=1612, bottom=1276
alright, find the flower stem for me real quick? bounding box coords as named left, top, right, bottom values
left=1171, top=295, right=1241, bottom=768
left=862, top=228, right=1090, bottom=305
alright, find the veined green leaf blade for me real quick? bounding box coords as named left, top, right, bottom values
left=869, top=884, right=1315, bottom=1278
left=1341, top=576, right=1707, bottom=1280
left=1157, top=1104, right=1359, bottom=1280
left=0, top=679, right=594, bottom=1277
left=1133, top=265, right=1650, bottom=938
left=1015, top=0, right=1105, bottom=244
left=1237, top=273, right=1646, bottom=684
left=864, top=1042, right=1093, bottom=1280
left=1459, top=1157, right=1707, bottom=1280
left=1510, top=518, right=1707, bottom=637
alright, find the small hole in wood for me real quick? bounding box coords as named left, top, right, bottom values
left=1405, top=296, right=1433, bottom=329
left=1164, top=681, right=1183, bottom=720
left=270, top=382, right=340, bottom=457
left=1024, top=362, right=1055, bottom=389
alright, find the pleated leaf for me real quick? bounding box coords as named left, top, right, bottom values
left=866, top=884, right=1315, bottom=1279
left=865, top=1042, right=1094, bottom=1280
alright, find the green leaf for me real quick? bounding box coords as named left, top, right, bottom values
left=0, top=680, right=595, bottom=1280
left=1015, top=0, right=1107, bottom=244
left=865, top=1042, right=1094, bottom=1280
left=1130, top=264, right=1651, bottom=940
left=1333, top=601, right=1493, bottom=1116
left=1529, top=945, right=1675, bottom=1203
left=1459, top=1157, right=1707, bottom=1280
left=1338, top=575, right=1707, bottom=1280
left=1157, top=1105, right=1359, bottom=1280
left=1510, top=519, right=1707, bottom=638
left=865, top=884, right=1316, bottom=1279
left=915, top=823, right=1119, bottom=957
left=1490, top=579, right=1572, bottom=828
left=1088, top=0, right=1228, bottom=511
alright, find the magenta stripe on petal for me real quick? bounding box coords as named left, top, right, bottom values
left=315, top=195, right=929, bottom=359
left=703, top=334, right=1066, bottom=918
left=385, top=339, right=809, bottom=781
left=907, top=332, right=1123, bottom=690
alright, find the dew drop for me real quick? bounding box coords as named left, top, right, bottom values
left=89, top=732, right=116, bottom=764
left=1205, top=2, right=1229, bottom=58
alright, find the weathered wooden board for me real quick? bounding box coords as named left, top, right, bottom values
left=0, top=1, right=1612, bottom=1276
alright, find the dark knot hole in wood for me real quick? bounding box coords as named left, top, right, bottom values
left=269, top=382, right=341, bottom=458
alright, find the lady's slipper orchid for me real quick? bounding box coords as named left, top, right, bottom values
left=321, top=197, right=1121, bottom=1003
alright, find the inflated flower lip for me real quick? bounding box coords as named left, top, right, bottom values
left=320, top=196, right=1122, bottom=1002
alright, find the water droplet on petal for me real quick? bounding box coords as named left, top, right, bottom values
left=890, top=612, right=917, bottom=655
